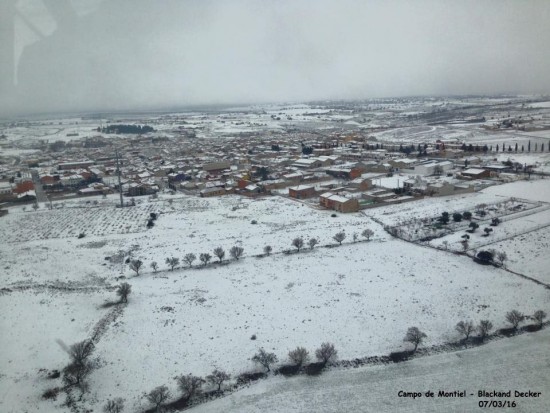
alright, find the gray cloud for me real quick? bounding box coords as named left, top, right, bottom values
left=2, top=0, right=550, bottom=116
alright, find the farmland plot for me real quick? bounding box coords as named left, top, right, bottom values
left=0, top=203, right=158, bottom=244
left=86, top=239, right=548, bottom=412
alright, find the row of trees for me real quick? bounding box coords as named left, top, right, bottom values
left=99, top=308, right=547, bottom=411
left=141, top=343, right=337, bottom=412
left=454, top=309, right=546, bottom=342
left=290, top=229, right=374, bottom=252
left=127, top=228, right=376, bottom=275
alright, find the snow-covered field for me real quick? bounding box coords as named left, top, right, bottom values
left=1, top=179, right=549, bottom=412
left=191, top=327, right=550, bottom=413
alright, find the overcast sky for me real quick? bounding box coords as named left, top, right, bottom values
left=2, top=0, right=550, bottom=116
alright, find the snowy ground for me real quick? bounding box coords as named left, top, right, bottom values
left=191, top=327, right=550, bottom=413
left=1, top=181, right=549, bottom=412
left=0, top=290, right=111, bottom=413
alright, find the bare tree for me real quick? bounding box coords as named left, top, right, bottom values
left=150, top=261, right=158, bottom=273
left=206, top=369, right=231, bottom=392
left=116, top=282, right=132, bottom=303
left=213, top=247, right=225, bottom=263
left=199, top=253, right=212, bottom=266
left=129, top=259, right=143, bottom=276
left=62, top=359, right=93, bottom=390
left=333, top=231, right=346, bottom=245
left=403, top=327, right=427, bottom=352
left=496, top=251, right=507, bottom=267
left=62, top=339, right=95, bottom=390
left=252, top=348, right=278, bottom=372
left=315, top=342, right=337, bottom=365
left=292, top=237, right=304, bottom=252
left=176, top=374, right=205, bottom=400
left=165, top=257, right=179, bottom=271
left=230, top=246, right=244, bottom=260
left=103, top=398, right=124, bottom=413
left=505, top=310, right=524, bottom=330
left=288, top=346, right=310, bottom=367
left=477, top=320, right=493, bottom=342
left=263, top=245, right=272, bottom=256
left=308, top=238, right=319, bottom=250
left=183, top=253, right=196, bottom=268
left=442, top=240, right=449, bottom=250
left=352, top=233, right=358, bottom=243
left=455, top=320, right=475, bottom=340
left=461, top=239, right=469, bottom=251
left=362, top=229, right=374, bottom=241
left=69, top=340, right=95, bottom=366
left=146, top=385, right=171, bottom=412
left=533, top=310, right=547, bottom=327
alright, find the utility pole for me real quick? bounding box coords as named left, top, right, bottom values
left=115, top=148, right=123, bottom=207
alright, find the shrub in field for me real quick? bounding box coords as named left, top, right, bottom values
left=129, top=259, right=143, bottom=276
left=292, top=237, right=304, bottom=252
left=165, top=257, right=179, bottom=271
left=468, top=222, right=479, bottom=233
left=477, top=320, right=493, bottom=342
left=183, top=253, right=196, bottom=267
left=252, top=348, right=278, bottom=372
left=42, top=387, right=61, bottom=400
left=438, top=212, right=450, bottom=224
left=206, top=369, right=231, bottom=392
left=308, top=238, right=319, bottom=250
left=146, top=385, right=171, bottom=412
left=213, top=247, right=225, bottom=262
left=403, top=327, right=426, bottom=352
left=362, top=229, right=374, bottom=240
left=475, top=250, right=494, bottom=264
left=68, top=340, right=95, bottom=366
left=116, top=283, right=131, bottom=303
left=230, top=246, right=244, bottom=260
left=315, top=342, right=337, bottom=365
left=333, top=231, right=346, bottom=245
left=455, top=320, right=475, bottom=340
left=199, top=253, right=212, bottom=266
left=176, top=374, right=205, bottom=401
left=288, top=346, right=310, bottom=367
left=263, top=245, right=272, bottom=256
left=496, top=251, right=507, bottom=266
left=103, top=398, right=124, bottom=413
left=505, top=310, right=524, bottom=330
left=150, top=261, right=158, bottom=273
left=62, top=340, right=95, bottom=391
left=533, top=310, right=547, bottom=327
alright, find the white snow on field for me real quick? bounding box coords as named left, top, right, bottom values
left=1, top=181, right=549, bottom=412
left=191, top=328, right=550, bottom=413
left=0, top=290, right=110, bottom=413
left=482, top=179, right=550, bottom=203
left=480, top=227, right=550, bottom=283
left=85, top=239, right=549, bottom=412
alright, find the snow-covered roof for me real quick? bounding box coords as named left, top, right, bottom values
left=463, top=168, right=486, bottom=174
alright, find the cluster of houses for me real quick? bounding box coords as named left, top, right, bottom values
left=0, top=126, right=535, bottom=214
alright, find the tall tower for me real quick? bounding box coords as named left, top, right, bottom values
left=115, top=149, right=124, bottom=208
